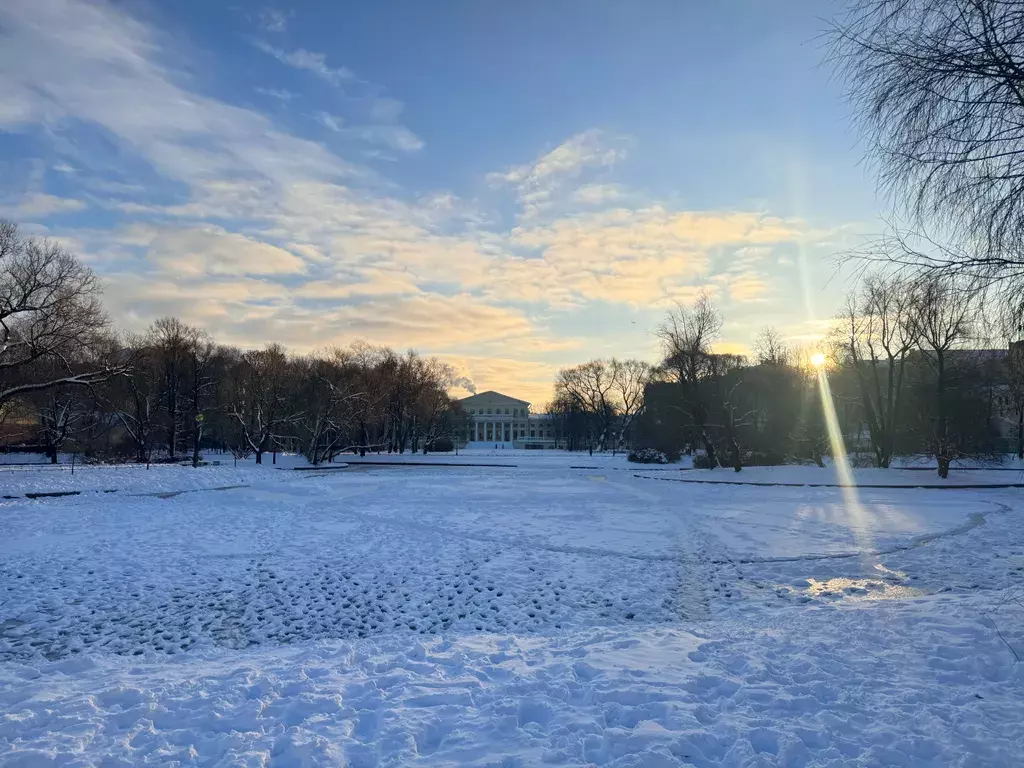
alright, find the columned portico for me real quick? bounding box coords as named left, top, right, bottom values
left=458, top=390, right=565, bottom=448
left=459, top=390, right=531, bottom=447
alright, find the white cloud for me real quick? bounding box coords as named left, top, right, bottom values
left=723, top=271, right=770, bottom=302
left=133, top=225, right=308, bottom=276
left=488, top=129, right=629, bottom=218
left=0, top=192, right=86, bottom=218
left=252, top=40, right=354, bottom=86
left=102, top=276, right=555, bottom=353
left=570, top=183, right=622, bottom=206
left=345, top=125, right=424, bottom=153
left=255, top=87, right=295, bottom=102
left=315, top=112, right=424, bottom=152
left=296, top=270, right=420, bottom=298
left=0, top=0, right=366, bottom=200
left=503, top=208, right=803, bottom=306
left=316, top=111, right=344, bottom=132
left=490, top=129, right=627, bottom=186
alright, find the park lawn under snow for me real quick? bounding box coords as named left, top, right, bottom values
left=1, top=456, right=1023, bottom=766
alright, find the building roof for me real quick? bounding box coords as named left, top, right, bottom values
left=458, top=390, right=531, bottom=407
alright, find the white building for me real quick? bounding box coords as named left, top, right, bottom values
left=459, top=391, right=562, bottom=448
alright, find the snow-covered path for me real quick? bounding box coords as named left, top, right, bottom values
left=2, top=461, right=1023, bottom=765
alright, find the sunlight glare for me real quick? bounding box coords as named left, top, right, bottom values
left=789, top=154, right=877, bottom=568
left=816, top=366, right=878, bottom=565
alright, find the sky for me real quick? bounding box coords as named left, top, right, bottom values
left=0, top=0, right=880, bottom=405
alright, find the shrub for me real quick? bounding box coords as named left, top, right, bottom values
left=692, top=451, right=717, bottom=469
left=425, top=437, right=454, bottom=453
left=742, top=449, right=787, bottom=467
left=628, top=448, right=669, bottom=464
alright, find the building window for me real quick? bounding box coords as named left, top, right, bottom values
left=530, top=430, right=536, bottom=437
left=505, top=408, right=509, bottom=414
left=487, top=408, right=492, bottom=414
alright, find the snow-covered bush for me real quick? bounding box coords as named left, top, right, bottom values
left=628, top=448, right=669, bottom=464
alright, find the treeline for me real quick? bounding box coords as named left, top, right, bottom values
left=0, top=220, right=469, bottom=464
left=553, top=279, right=1023, bottom=474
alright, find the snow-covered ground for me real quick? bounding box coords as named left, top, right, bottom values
left=2, top=457, right=1023, bottom=765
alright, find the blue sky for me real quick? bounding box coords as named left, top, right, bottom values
left=0, top=0, right=878, bottom=403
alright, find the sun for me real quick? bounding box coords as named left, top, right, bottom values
left=810, top=352, right=827, bottom=368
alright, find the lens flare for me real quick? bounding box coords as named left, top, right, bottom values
left=816, top=365, right=877, bottom=565
left=789, top=158, right=877, bottom=568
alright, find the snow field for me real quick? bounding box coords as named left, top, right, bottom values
left=3, top=598, right=1021, bottom=766
left=1, top=471, right=701, bottom=661
left=2, top=460, right=1024, bottom=765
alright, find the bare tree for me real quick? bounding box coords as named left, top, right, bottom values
left=657, top=291, right=723, bottom=465
left=610, top=358, right=651, bottom=451
left=226, top=344, right=301, bottom=464
left=0, top=220, right=121, bottom=408
left=381, top=351, right=421, bottom=454
left=556, top=360, right=617, bottom=451
left=112, top=336, right=159, bottom=465
left=347, top=342, right=392, bottom=455
left=32, top=383, right=87, bottom=463
left=1011, top=341, right=1024, bottom=459
left=832, top=273, right=919, bottom=467
left=828, top=0, right=1024, bottom=294
left=148, top=317, right=194, bottom=460
left=185, top=329, right=218, bottom=468
left=294, top=350, right=363, bottom=465
left=720, top=377, right=758, bottom=472
left=908, top=276, right=976, bottom=476
left=545, top=392, right=588, bottom=452
left=410, top=358, right=457, bottom=453
left=753, top=326, right=790, bottom=367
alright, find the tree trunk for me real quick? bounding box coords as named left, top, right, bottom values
left=936, top=355, right=948, bottom=478
left=700, top=428, right=717, bottom=469
left=192, top=421, right=202, bottom=468
left=168, top=409, right=176, bottom=461
left=255, top=449, right=263, bottom=464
